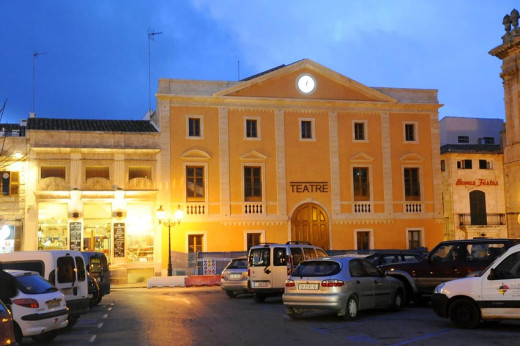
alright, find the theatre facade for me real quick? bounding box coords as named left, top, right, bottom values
left=154, top=59, right=444, bottom=254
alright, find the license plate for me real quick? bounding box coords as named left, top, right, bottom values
left=298, top=283, right=319, bottom=290
left=254, top=281, right=270, bottom=288
left=46, top=299, right=61, bottom=309
left=230, top=273, right=242, bottom=280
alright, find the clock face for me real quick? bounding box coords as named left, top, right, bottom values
left=297, top=74, right=316, bottom=94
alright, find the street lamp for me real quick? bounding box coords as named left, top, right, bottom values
left=157, top=205, right=184, bottom=276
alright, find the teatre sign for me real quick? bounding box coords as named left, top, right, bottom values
left=290, top=181, right=329, bottom=193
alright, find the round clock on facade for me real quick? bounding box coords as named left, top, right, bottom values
left=296, top=74, right=316, bottom=94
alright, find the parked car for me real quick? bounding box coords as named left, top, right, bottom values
left=283, top=257, right=404, bottom=320
left=6, top=269, right=68, bottom=343
left=0, top=299, right=15, bottom=345
left=0, top=250, right=89, bottom=327
left=221, top=256, right=250, bottom=298
left=82, top=251, right=110, bottom=302
left=379, top=238, right=520, bottom=304
left=432, top=243, right=520, bottom=328
left=248, top=241, right=328, bottom=303
left=364, top=249, right=427, bottom=266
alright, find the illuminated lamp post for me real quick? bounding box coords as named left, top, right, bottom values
left=157, top=205, right=184, bottom=276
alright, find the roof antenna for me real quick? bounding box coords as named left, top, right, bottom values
left=32, top=50, right=46, bottom=115
left=237, top=58, right=240, bottom=81
left=147, top=27, right=162, bottom=113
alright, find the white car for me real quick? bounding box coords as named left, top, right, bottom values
left=6, top=270, right=69, bottom=343
left=432, top=243, right=520, bottom=329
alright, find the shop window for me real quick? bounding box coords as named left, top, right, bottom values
left=129, top=167, right=152, bottom=180
left=404, top=167, right=421, bottom=201
left=186, top=166, right=205, bottom=201
left=188, top=234, right=203, bottom=253
left=0, top=171, right=19, bottom=196
left=86, top=166, right=109, bottom=180
left=353, top=167, right=370, bottom=201
left=244, top=166, right=262, bottom=201
left=41, top=166, right=66, bottom=179
left=83, top=203, right=112, bottom=257
left=38, top=203, right=68, bottom=250
left=126, top=204, right=154, bottom=263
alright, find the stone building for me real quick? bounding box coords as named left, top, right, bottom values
left=490, top=8, right=520, bottom=238
left=153, top=59, right=444, bottom=256
left=439, top=117, right=506, bottom=240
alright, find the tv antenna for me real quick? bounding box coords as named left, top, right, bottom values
left=147, top=27, right=162, bottom=113
left=32, top=50, right=46, bottom=114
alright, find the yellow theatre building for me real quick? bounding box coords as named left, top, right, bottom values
left=154, top=59, right=444, bottom=256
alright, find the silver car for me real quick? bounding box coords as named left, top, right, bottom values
left=283, top=257, right=404, bottom=320
left=221, top=256, right=250, bottom=298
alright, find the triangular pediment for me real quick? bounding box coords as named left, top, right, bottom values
left=349, top=152, right=375, bottom=162
left=240, top=150, right=267, bottom=161
left=399, top=153, right=425, bottom=163
left=180, top=149, right=211, bottom=161
left=215, top=59, right=397, bottom=103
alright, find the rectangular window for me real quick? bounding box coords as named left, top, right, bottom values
left=480, top=137, right=495, bottom=145
left=244, top=166, right=262, bottom=201
left=188, top=117, right=201, bottom=137
left=405, top=123, right=416, bottom=142
left=457, top=160, right=472, bottom=169
left=441, top=160, right=445, bottom=172
left=354, top=122, right=365, bottom=141
left=41, top=166, right=66, bottom=179
left=458, top=136, right=469, bottom=144
left=247, top=233, right=261, bottom=251
left=404, top=168, right=420, bottom=201
left=85, top=166, right=110, bottom=180
left=246, top=119, right=257, bottom=138
left=353, top=167, right=370, bottom=201
left=129, top=167, right=152, bottom=180
left=186, top=166, right=205, bottom=201
left=188, top=234, right=203, bottom=253
left=0, top=171, right=18, bottom=196
left=356, top=231, right=370, bottom=250
left=408, top=230, right=421, bottom=249
left=479, top=160, right=493, bottom=169
left=301, top=120, right=312, bottom=139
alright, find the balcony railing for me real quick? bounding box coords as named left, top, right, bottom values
left=458, top=213, right=506, bottom=226
left=404, top=203, right=423, bottom=213
left=243, top=202, right=264, bottom=215
left=353, top=202, right=372, bottom=213
left=184, top=203, right=207, bottom=215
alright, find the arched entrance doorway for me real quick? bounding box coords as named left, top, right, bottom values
left=291, top=203, right=329, bottom=250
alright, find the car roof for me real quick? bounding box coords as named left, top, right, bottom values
left=231, top=256, right=247, bottom=260
left=4, top=269, right=39, bottom=277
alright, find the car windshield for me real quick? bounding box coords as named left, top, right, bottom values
left=249, top=248, right=270, bottom=267
left=16, top=274, right=58, bottom=294
left=292, top=260, right=341, bottom=277
left=227, top=259, right=247, bottom=269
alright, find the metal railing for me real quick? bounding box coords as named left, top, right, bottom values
left=458, top=213, right=506, bottom=226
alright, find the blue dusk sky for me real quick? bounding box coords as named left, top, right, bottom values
left=0, top=1, right=516, bottom=123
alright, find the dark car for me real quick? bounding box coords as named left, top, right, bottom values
left=81, top=251, right=110, bottom=301
left=379, top=238, right=520, bottom=304
left=364, top=249, right=427, bottom=266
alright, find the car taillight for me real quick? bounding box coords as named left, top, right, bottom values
left=285, top=279, right=295, bottom=287
left=321, top=279, right=344, bottom=287
left=12, top=298, right=39, bottom=308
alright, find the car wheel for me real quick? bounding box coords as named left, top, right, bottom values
left=342, top=296, right=359, bottom=320
left=67, top=314, right=79, bottom=328
left=253, top=293, right=266, bottom=303
left=286, top=306, right=303, bottom=319
left=13, top=323, right=23, bottom=344
left=31, top=330, right=58, bottom=342
left=392, top=289, right=404, bottom=311
left=449, top=299, right=480, bottom=329
left=226, top=291, right=238, bottom=298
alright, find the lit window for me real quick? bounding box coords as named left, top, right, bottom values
left=86, top=166, right=110, bottom=180
left=0, top=171, right=19, bottom=196
left=186, top=166, right=205, bottom=201
left=41, top=166, right=66, bottom=179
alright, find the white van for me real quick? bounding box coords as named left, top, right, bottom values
left=431, top=243, right=520, bottom=329
left=248, top=242, right=327, bottom=302
left=0, top=250, right=90, bottom=327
